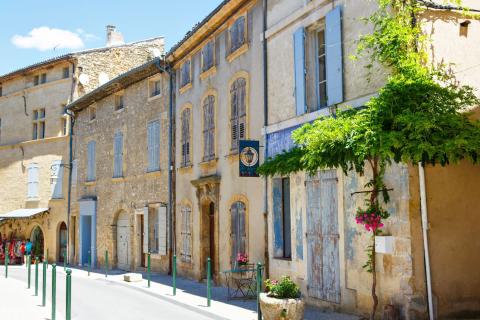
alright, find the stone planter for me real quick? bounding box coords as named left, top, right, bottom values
left=259, top=293, right=305, bottom=320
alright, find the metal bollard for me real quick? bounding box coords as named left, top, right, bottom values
left=52, top=264, right=57, bottom=320
left=27, top=256, right=31, bottom=289
left=105, top=250, right=108, bottom=278
left=256, top=263, right=263, bottom=320
left=42, top=261, right=47, bottom=306
left=5, top=254, right=8, bottom=278
left=172, top=255, right=177, bottom=296
left=35, top=257, right=39, bottom=296
left=66, top=269, right=72, bottom=320
left=88, top=250, right=91, bottom=276
left=207, top=257, right=211, bottom=307
left=147, top=252, right=151, bottom=288
left=46, top=249, right=49, bottom=269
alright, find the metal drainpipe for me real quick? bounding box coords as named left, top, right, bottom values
left=155, top=58, right=175, bottom=274
left=418, top=163, right=434, bottom=320
left=262, top=0, right=269, bottom=278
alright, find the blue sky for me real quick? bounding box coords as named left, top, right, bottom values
left=0, top=0, right=223, bottom=75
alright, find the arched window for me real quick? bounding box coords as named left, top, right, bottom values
left=203, top=95, right=215, bottom=161
left=181, top=108, right=191, bottom=166
left=230, top=78, right=247, bottom=152
left=231, top=201, right=246, bottom=268
left=180, top=205, right=192, bottom=263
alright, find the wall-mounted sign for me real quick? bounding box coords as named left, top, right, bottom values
left=239, top=140, right=260, bottom=177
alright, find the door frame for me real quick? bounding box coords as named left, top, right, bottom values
left=79, top=199, right=97, bottom=267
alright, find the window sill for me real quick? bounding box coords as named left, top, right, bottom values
left=84, top=180, right=96, bottom=186
left=114, top=106, right=126, bottom=113
left=200, top=66, right=217, bottom=80
left=50, top=197, right=64, bottom=201
left=199, top=157, right=218, bottom=167
left=178, top=164, right=193, bottom=173
left=179, top=83, right=192, bottom=95
left=148, top=94, right=162, bottom=102
left=145, top=170, right=161, bottom=177
left=225, top=151, right=239, bottom=162
left=226, top=43, right=249, bottom=63
left=273, top=257, right=292, bottom=262
left=112, top=176, right=125, bottom=182
left=26, top=197, right=40, bottom=202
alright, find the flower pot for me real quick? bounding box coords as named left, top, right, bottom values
left=259, top=293, right=305, bottom=320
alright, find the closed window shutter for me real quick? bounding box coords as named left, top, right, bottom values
left=203, top=96, right=215, bottom=161
left=27, top=163, right=39, bottom=198
left=143, top=207, right=149, bottom=253
left=114, top=132, right=123, bottom=177
left=71, top=159, right=78, bottom=186
left=181, top=206, right=192, bottom=263
left=147, top=121, right=160, bottom=171
left=181, top=109, right=190, bottom=166
left=238, top=16, right=245, bottom=47
left=87, top=141, right=96, bottom=181
left=158, top=206, right=167, bottom=255
left=231, top=78, right=246, bottom=151
left=51, top=160, right=63, bottom=198
left=231, top=201, right=247, bottom=268
left=238, top=79, right=246, bottom=140
left=325, top=6, right=343, bottom=106
left=272, top=178, right=284, bottom=257
left=294, top=27, right=306, bottom=115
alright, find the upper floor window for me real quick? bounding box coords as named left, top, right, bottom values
left=149, top=79, right=161, bottom=97
left=62, top=67, right=70, bottom=79
left=27, top=163, right=40, bottom=199
left=180, top=108, right=191, bottom=167
left=89, top=106, right=96, bottom=121
left=0, top=86, right=3, bottom=97
left=230, top=77, right=247, bottom=152
left=87, top=140, right=96, bottom=181
left=115, top=94, right=124, bottom=111
left=113, top=131, right=124, bottom=178
left=202, top=41, right=215, bottom=72
left=61, top=117, right=68, bottom=136
left=229, top=16, right=246, bottom=54
left=33, top=108, right=46, bottom=140
left=180, top=60, right=191, bottom=88
left=203, top=95, right=215, bottom=161
left=147, top=120, right=160, bottom=172
left=41, top=73, right=47, bottom=84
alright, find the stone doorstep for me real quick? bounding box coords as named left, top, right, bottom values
left=123, top=273, right=143, bottom=282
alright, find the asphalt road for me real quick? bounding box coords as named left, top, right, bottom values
left=5, top=265, right=214, bottom=320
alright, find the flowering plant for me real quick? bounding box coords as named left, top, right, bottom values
left=265, top=276, right=300, bottom=299
left=355, top=204, right=389, bottom=234
left=236, top=253, right=248, bottom=265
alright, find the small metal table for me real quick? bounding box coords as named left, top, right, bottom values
left=222, top=264, right=257, bottom=300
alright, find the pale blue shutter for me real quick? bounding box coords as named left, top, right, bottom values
left=294, top=27, right=306, bottom=116
left=326, top=6, right=343, bottom=106
left=27, top=163, right=39, bottom=199
left=87, top=141, right=96, bottom=181
left=153, top=121, right=160, bottom=171
left=52, top=160, right=63, bottom=198
left=147, top=122, right=154, bottom=171
left=158, top=206, right=167, bottom=255
left=272, top=178, right=284, bottom=257
left=114, top=132, right=123, bottom=177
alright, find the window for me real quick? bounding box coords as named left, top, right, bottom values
left=202, top=95, right=215, bottom=161
left=202, top=41, right=215, bottom=72
left=113, top=131, right=123, bottom=178
left=40, top=73, right=47, bottom=84
left=115, top=94, right=124, bottom=111
left=50, top=160, right=64, bottom=199
left=231, top=201, right=246, bottom=268
left=61, top=117, right=68, bottom=136
left=180, top=108, right=191, bottom=166
left=316, top=30, right=327, bottom=109
left=87, top=140, right=96, bottom=181
left=150, top=80, right=161, bottom=97
left=230, top=78, right=247, bottom=152
left=229, top=16, right=246, bottom=54
left=62, top=67, right=70, bottom=79
left=27, top=163, right=39, bottom=199
left=0, top=86, right=3, bottom=97
left=272, top=178, right=291, bottom=259
left=147, top=206, right=167, bottom=255
left=33, top=108, right=46, bottom=140
left=89, top=106, right=96, bottom=121
left=147, top=120, right=160, bottom=172
left=34, top=75, right=40, bottom=86
left=180, top=205, right=192, bottom=263
left=180, top=60, right=191, bottom=88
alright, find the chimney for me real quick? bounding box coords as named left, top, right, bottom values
left=106, top=25, right=125, bottom=47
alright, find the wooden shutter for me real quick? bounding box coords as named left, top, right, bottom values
left=27, top=163, right=39, bottom=198
left=231, top=201, right=247, bottom=268
left=143, top=206, right=149, bottom=253
left=203, top=96, right=215, bottom=161
left=238, top=79, right=246, bottom=141
left=87, top=141, right=96, bottom=181
left=230, top=81, right=238, bottom=151
left=325, top=6, right=343, bottom=106
left=114, top=132, right=123, bottom=177
left=272, top=178, right=284, bottom=257
left=294, top=27, right=306, bottom=115
left=181, top=206, right=192, bottom=263
left=51, top=160, right=63, bottom=198
left=158, top=206, right=167, bottom=256
left=181, top=109, right=190, bottom=166
left=147, top=121, right=160, bottom=171
left=237, top=16, right=245, bottom=47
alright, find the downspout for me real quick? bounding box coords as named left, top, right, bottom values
left=418, top=163, right=434, bottom=320
left=262, top=0, right=269, bottom=278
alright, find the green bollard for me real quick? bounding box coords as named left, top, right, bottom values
left=5, top=254, right=8, bottom=278
left=46, top=249, right=49, bottom=269
left=35, top=257, right=39, bottom=296
left=147, top=252, right=151, bottom=288
left=207, top=257, right=211, bottom=307
left=105, top=250, right=108, bottom=278
left=88, top=250, right=91, bottom=276
left=42, top=261, right=47, bottom=306
left=27, top=256, right=31, bottom=289
left=172, top=255, right=177, bottom=296
left=64, top=258, right=66, bottom=271
left=52, top=264, right=57, bottom=320
left=66, top=269, right=72, bottom=320
left=256, top=262, right=263, bottom=320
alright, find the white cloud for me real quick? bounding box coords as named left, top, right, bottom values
left=11, top=27, right=85, bottom=51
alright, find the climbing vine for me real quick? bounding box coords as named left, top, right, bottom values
left=258, top=0, right=480, bottom=319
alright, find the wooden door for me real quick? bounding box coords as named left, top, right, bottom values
left=306, top=170, right=340, bottom=303
left=117, top=212, right=130, bottom=270
left=231, top=201, right=246, bottom=268
left=209, top=202, right=215, bottom=274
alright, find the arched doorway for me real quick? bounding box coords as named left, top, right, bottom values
left=58, top=222, right=67, bottom=263
left=116, top=211, right=130, bottom=270
left=30, top=226, right=44, bottom=260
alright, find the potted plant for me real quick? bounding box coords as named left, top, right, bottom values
left=236, top=253, right=249, bottom=267
left=260, top=276, right=305, bottom=320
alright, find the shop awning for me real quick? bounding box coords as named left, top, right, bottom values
left=0, top=208, right=49, bottom=219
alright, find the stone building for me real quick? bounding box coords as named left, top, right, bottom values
left=167, top=0, right=266, bottom=282
left=264, top=0, right=480, bottom=318
left=66, top=58, right=171, bottom=272
left=0, top=29, right=164, bottom=265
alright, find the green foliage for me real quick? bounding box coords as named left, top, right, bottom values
left=265, top=276, right=301, bottom=299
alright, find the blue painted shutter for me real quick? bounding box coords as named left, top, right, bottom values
left=27, top=163, right=39, bottom=198
left=114, top=132, right=123, bottom=177
left=272, top=178, right=284, bottom=257
left=87, top=141, right=96, bottom=181
left=326, top=6, right=343, bottom=106
left=294, top=27, right=306, bottom=115
left=52, top=160, right=63, bottom=198
left=147, top=121, right=160, bottom=171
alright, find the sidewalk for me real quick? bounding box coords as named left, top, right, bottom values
left=0, top=274, right=63, bottom=320
left=64, top=266, right=359, bottom=320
